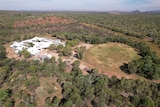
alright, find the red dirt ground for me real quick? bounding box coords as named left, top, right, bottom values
left=4, top=43, right=25, bottom=60
left=14, top=16, right=74, bottom=28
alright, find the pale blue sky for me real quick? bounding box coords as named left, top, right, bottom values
left=0, top=0, right=160, bottom=11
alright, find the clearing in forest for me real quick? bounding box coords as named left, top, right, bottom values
left=84, top=42, right=141, bottom=79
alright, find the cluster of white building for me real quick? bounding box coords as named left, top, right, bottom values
left=10, top=37, right=65, bottom=56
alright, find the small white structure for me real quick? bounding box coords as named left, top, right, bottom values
left=40, top=53, right=52, bottom=60
left=10, top=37, right=65, bottom=56
left=34, top=53, right=52, bottom=61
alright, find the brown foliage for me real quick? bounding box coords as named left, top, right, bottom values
left=14, top=16, right=73, bottom=28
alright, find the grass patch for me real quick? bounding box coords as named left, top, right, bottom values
left=84, top=42, right=140, bottom=74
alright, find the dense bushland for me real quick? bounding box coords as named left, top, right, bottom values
left=59, top=13, right=160, bottom=45
left=0, top=11, right=160, bottom=107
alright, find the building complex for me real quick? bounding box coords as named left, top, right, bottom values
left=10, top=37, right=65, bottom=56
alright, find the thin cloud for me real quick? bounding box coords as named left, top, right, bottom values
left=0, top=0, right=159, bottom=11
left=123, top=0, right=151, bottom=5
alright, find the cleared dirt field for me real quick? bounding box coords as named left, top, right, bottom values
left=84, top=42, right=141, bottom=79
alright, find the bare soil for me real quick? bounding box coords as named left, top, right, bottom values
left=14, top=16, right=74, bottom=28
left=4, top=43, right=25, bottom=60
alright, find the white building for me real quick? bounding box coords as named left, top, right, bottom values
left=10, top=37, right=65, bottom=56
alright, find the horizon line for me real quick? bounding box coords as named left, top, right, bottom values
left=0, top=9, right=160, bottom=12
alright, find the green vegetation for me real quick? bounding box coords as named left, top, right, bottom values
left=57, top=45, right=72, bottom=56
left=0, top=11, right=160, bottom=107
left=59, top=13, right=160, bottom=45
left=103, top=36, right=160, bottom=79
left=76, top=46, right=86, bottom=59
left=0, top=41, right=6, bottom=60
left=66, top=39, right=80, bottom=47
left=27, top=42, right=34, bottom=47
left=19, top=48, right=31, bottom=58
left=25, top=77, right=40, bottom=91
left=84, top=42, right=140, bottom=73
left=0, top=89, right=9, bottom=102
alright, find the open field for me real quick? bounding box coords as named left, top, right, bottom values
left=84, top=42, right=141, bottom=79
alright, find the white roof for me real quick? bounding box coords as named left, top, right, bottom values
left=27, top=48, right=40, bottom=55
left=10, top=37, right=65, bottom=56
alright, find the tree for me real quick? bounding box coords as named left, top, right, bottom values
left=66, top=39, right=80, bottom=47
left=3, top=99, right=15, bottom=107
left=19, top=48, right=31, bottom=58
left=57, top=45, right=64, bottom=53
left=83, top=86, right=95, bottom=101
left=0, top=89, right=9, bottom=105
left=0, top=66, right=10, bottom=85
left=45, top=97, right=52, bottom=105
left=28, top=42, right=34, bottom=47
left=62, top=46, right=72, bottom=56
left=140, top=96, right=155, bottom=107
left=71, top=60, right=82, bottom=75
left=25, top=77, right=40, bottom=91
left=49, top=44, right=57, bottom=50
left=0, top=43, right=6, bottom=60
left=89, top=68, right=99, bottom=76
left=68, top=92, right=82, bottom=106
left=130, top=95, right=140, bottom=107
left=52, top=97, right=60, bottom=107
left=60, top=100, right=73, bottom=107
left=58, top=58, right=67, bottom=72
left=76, top=46, right=86, bottom=59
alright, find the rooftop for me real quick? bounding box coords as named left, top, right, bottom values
left=10, top=37, right=65, bottom=56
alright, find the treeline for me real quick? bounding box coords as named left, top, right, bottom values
left=53, top=31, right=104, bottom=44
left=58, top=13, right=160, bottom=46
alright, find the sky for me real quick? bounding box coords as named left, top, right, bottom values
left=0, top=0, right=160, bottom=11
